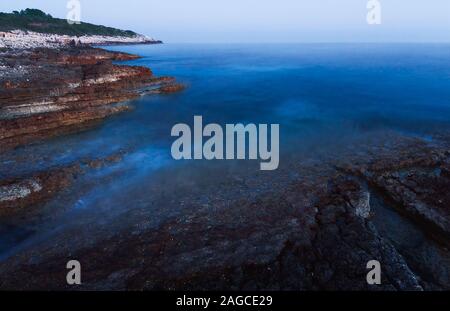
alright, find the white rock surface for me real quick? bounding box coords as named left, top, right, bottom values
left=353, top=191, right=371, bottom=219
left=0, top=30, right=158, bottom=49
left=0, top=179, right=42, bottom=203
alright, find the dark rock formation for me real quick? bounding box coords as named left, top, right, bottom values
left=343, top=146, right=450, bottom=244
left=0, top=152, right=125, bottom=217
left=0, top=170, right=427, bottom=291
left=0, top=165, right=81, bottom=217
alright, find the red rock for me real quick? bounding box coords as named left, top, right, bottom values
left=0, top=46, right=184, bottom=149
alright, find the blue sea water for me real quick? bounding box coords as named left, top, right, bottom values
left=1, top=43, right=450, bottom=258
left=4, top=43, right=450, bottom=176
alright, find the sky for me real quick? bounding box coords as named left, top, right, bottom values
left=1, top=0, right=449, bottom=43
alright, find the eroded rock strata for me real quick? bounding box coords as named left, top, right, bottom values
left=0, top=46, right=183, bottom=149
left=0, top=152, right=125, bottom=217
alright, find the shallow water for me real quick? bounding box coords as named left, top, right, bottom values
left=1, top=43, right=450, bottom=259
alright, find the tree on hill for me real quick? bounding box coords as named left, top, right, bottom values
left=18, top=9, right=52, bottom=18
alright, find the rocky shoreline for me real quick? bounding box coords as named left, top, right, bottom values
left=0, top=46, right=184, bottom=150
left=0, top=131, right=449, bottom=290
left=0, top=40, right=448, bottom=291
left=0, top=43, right=184, bottom=218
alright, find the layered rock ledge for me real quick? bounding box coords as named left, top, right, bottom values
left=0, top=46, right=184, bottom=149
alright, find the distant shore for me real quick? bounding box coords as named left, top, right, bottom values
left=0, top=29, right=162, bottom=50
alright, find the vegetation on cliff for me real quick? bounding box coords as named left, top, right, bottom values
left=0, top=9, right=138, bottom=37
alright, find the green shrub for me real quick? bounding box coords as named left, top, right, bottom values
left=0, top=8, right=137, bottom=37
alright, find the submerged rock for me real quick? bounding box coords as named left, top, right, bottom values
left=0, top=178, right=42, bottom=202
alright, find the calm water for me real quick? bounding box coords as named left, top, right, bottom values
left=1, top=43, right=450, bottom=259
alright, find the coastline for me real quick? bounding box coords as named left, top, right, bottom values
left=0, top=36, right=183, bottom=212
left=1, top=40, right=450, bottom=291
left=0, top=43, right=183, bottom=150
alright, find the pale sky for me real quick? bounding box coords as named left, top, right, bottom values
left=1, top=0, right=449, bottom=43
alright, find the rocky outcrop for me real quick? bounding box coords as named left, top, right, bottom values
left=0, top=47, right=183, bottom=149
left=368, top=166, right=450, bottom=240
left=0, top=171, right=426, bottom=291
left=342, top=146, right=450, bottom=243
left=0, top=165, right=81, bottom=217
left=0, top=152, right=124, bottom=217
